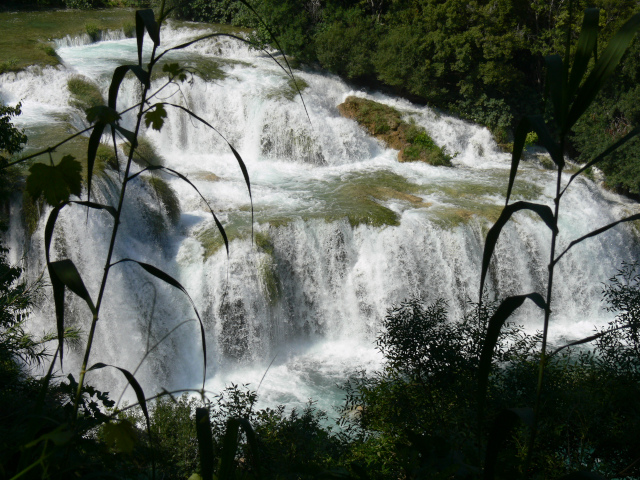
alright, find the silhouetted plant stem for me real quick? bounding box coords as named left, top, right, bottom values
left=73, top=0, right=166, bottom=421
left=526, top=157, right=564, bottom=474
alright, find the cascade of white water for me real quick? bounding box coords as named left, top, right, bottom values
left=2, top=24, right=639, bottom=411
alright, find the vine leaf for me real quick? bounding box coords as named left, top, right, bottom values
left=145, top=103, right=167, bottom=131
left=163, top=62, right=187, bottom=82
left=26, top=155, right=82, bottom=206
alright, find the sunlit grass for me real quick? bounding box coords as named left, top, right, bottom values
left=0, top=9, right=136, bottom=71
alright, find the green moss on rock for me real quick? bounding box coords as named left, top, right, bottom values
left=337, top=96, right=452, bottom=166
left=67, top=76, right=105, bottom=114
left=145, top=176, right=180, bottom=226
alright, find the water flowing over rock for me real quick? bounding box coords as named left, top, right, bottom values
left=2, top=23, right=639, bottom=413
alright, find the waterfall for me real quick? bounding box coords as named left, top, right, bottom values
left=2, top=23, right=639, bottom=412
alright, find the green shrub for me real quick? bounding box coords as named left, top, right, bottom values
left=84, top=22, right=102, bottom=42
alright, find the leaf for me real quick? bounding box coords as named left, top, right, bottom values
left=112, top=259, right=208, bottom=387
left=163, top=166, right=229, bottom=256
left=564, top=126, right=640, bottom=191
left=507, top=117, right=562, bottom=203
left=86, top=105, right=120, bottom=125
left=567, top=9, right=600, bottom=99
left=44, top=203, right=66, bottom=365
left=545, top=55, right=567, bottom=129
left=136, top=9, right=160, bottom=67
left=162, top=102, right=251, bottom=251
left=49, top=259, right=96, bottom=314
left=479, top=201, right=557, bottom=298
left=565, top=13, right=640, bottom=134
left=144, top=103, right=167, bottom=131
left=228, top=144, right=253, bottom=239
left=477, top=294, right=546, bottom=421
left=163, top=62, right=187, bottom=82
left=26, top=155, right=82, bottom=207
left=219, top=418, right=260, bottom=479
left=555, top=213, right=640, bottom=265
left=109, top=65, right=150, bottom=110
left=87, top=123, right=106, bottom=202
left=195, top=408, right=214, bottom=480
left=103, top=420, right=137, bottom=454
left=26, top=424, right=73, bottom=448
left=484, top=408, right=534, bottom=480
left=115, top=125, right=138, bottom=147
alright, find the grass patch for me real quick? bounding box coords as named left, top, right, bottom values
left=337, top=97, right=452, bottom=166
left=67, top=76, right=105, bottom=113
left=0, top=9, right=136, bottom=71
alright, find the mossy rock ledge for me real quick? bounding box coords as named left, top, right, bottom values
left=337, top=96, right=452, bottom=166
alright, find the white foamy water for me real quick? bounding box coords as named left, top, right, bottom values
left=2, top=23, right=639, bottom=413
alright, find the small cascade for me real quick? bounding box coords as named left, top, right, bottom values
left=2, top=26, right=639, bottom=410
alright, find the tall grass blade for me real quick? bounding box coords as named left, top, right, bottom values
left=477, top=294, right=546, bottom=421
left=479, top=202, right=557, bottom=298
left=111, top=258, right=207, bottom=387
left=109, top=65, right=150, bottom=110
left=45, top=202, right=109, bottom=366
left=545, top=55, right=567, bottom=129
left=219, top=417, right=261, bottom=480
left=563, top=126, right=640, bottom=194
left=507, top=116, right=562, bottom=203
left=567, top=9, right=599, bottom=98
left=86, top=123, right=106, bottom=203
left=163, top=102, right=253, bottom=242
left=88, top=363, right=155, bottom=476
left=565, top=13, right=640, bottom=133
left=136, top=9, right=160, bottom=66
left=49, top=259, right=96, bottom=313
left=228, top=144, right=253, bottom=240
left=132, top=165, right=230, bottom=256
left=195, top=407, right=214, bottom=480
left=115, top=126, right=138, bottom=147
left=554, top=213, right=640, bottom=264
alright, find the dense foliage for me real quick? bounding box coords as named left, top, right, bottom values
left=166, top=0, right=640, bottom=195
